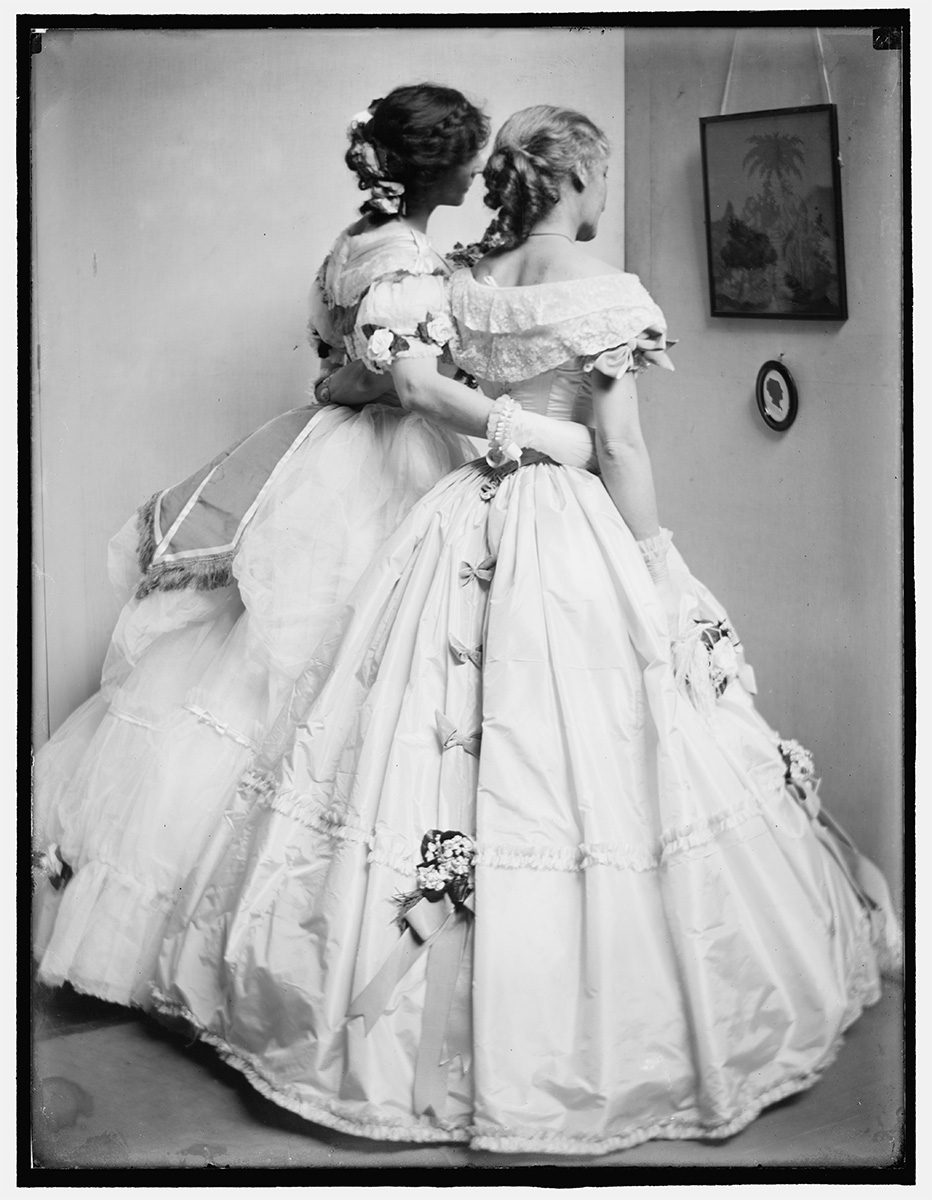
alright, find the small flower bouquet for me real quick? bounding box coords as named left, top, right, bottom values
left=676, top=618, right=741, bottom=700
left=698, top=620, right=741, bottom=698
left=779, top=738, right=820, bottom=818
left=779, top=738, right=816, bottom=788
left=394, top=829, right=476, bottom=929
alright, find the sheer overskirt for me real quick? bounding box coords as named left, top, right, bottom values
left=33, top=403, right=478, bottom=1006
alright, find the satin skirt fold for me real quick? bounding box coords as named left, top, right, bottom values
left=153, top=457, right=883, bottom=1153
left=33, top=403, right=478, bottom=1007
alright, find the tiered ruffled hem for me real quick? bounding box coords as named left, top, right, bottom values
left=35, top=859, right=182, bottom=1009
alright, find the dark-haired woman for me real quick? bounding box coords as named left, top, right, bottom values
left=32, top=85, right=600, bottom=1011
left=154, top=104, right=899, bottom=1153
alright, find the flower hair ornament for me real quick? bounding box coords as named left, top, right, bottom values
left=347, top=99, right=405, bottom=216
left=369, top=179, right=405, bottom=215
left=348, top=108, right=374, bottom=133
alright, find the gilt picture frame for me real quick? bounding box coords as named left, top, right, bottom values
left=700, top=105, right=848, bottom=320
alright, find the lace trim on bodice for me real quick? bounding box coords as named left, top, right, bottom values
left=447, top=268, right=668, bottom=383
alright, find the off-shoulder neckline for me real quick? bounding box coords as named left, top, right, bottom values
left=465, top=269, right=631, bottom=292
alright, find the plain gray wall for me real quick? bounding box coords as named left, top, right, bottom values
left=33, top=26, right=628, bottom=740
left=626, top=27, right=903, bottom=900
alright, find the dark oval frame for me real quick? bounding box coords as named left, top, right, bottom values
left=755, top=360, right=798, bottom=432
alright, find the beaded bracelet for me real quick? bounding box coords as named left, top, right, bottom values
left=485, top=395, right=523, bottom=468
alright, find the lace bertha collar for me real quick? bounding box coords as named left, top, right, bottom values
left=448, top=268, right=667, bottom=382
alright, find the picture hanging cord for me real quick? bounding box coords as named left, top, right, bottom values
left=720, top=27, right=834, bottom=116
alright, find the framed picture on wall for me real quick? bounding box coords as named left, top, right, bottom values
left=700, top=104, right=847, bottom=320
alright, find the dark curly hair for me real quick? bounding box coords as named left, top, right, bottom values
left=481, top=105, right=610, bottom=248
left=345, top=84, right=490, bottom=223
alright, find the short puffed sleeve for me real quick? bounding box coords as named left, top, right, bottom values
left=350, top=271, right=455, bottom=373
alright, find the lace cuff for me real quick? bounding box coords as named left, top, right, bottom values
left=636, top=528, right=673, bottom=577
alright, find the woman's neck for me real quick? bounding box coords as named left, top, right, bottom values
left=527, top=224, right=577, bottom=242
left=401, top=199, right=437, bottom=235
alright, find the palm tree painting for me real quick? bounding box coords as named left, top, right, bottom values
left=701, top=106, right=847, bottom=319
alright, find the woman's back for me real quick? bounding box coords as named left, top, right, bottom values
left=448, top=265, right=671, bottom=424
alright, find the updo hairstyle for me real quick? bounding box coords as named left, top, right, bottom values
left=482, top=105, right=610, bottom=248
left=345, top=84, right=490, bottom=223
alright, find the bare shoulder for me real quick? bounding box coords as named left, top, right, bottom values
left=471, top=244, right=624, bottom=288
left=561, top=248, right=624, bottom=280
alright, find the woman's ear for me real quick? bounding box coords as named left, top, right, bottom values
left=571, top=162, right=590, bottom=192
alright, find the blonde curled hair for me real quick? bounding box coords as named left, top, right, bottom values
left=481, top=105, right=610, bottom=248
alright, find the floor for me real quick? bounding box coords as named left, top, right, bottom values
left=27, top=975, right=906, bottom=1179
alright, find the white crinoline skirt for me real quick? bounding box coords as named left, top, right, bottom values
left=152, top=455, right=889, bottom=1154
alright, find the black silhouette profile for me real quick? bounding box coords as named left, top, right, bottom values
left=766, top=378, right=784, bottom=410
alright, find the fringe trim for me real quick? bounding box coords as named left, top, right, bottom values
left=134, top=490, right=237, bottom=599
left=149, top=963, right=882, bottom=1157
left=136, top=492, right=159, bottom=575
left=135, top=551, right=237, bottom=600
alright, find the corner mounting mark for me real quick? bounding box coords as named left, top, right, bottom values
left=873, top=28, right=902, bottom=51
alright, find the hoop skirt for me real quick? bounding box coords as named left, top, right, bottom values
left=152, top=269, right=896, bottom=1153
left=32, top=221, right=478, bottom=1007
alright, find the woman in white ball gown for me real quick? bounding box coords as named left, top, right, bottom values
left=32, top=85, right=602, bottom=1011
left=153, top=105, right=900, bottom=1154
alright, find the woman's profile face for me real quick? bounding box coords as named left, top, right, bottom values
left=436, top=153, right=485, bottom=207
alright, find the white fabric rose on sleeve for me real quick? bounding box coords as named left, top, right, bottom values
left=366, top=327, right=396, bottom=368
left=425, top=313, right=455, bottom=346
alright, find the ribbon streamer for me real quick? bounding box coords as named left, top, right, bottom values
left=449, top=635, right=482, bottom=668
left=801, top=792, right=902, bottom=970
left=346, top=893, right=475, bottom=1117
left=413, top=902, right=472, bottom=1117
left=459, top=556, right=496, bottom=586
left=436, top=711, right=482, bottom=758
